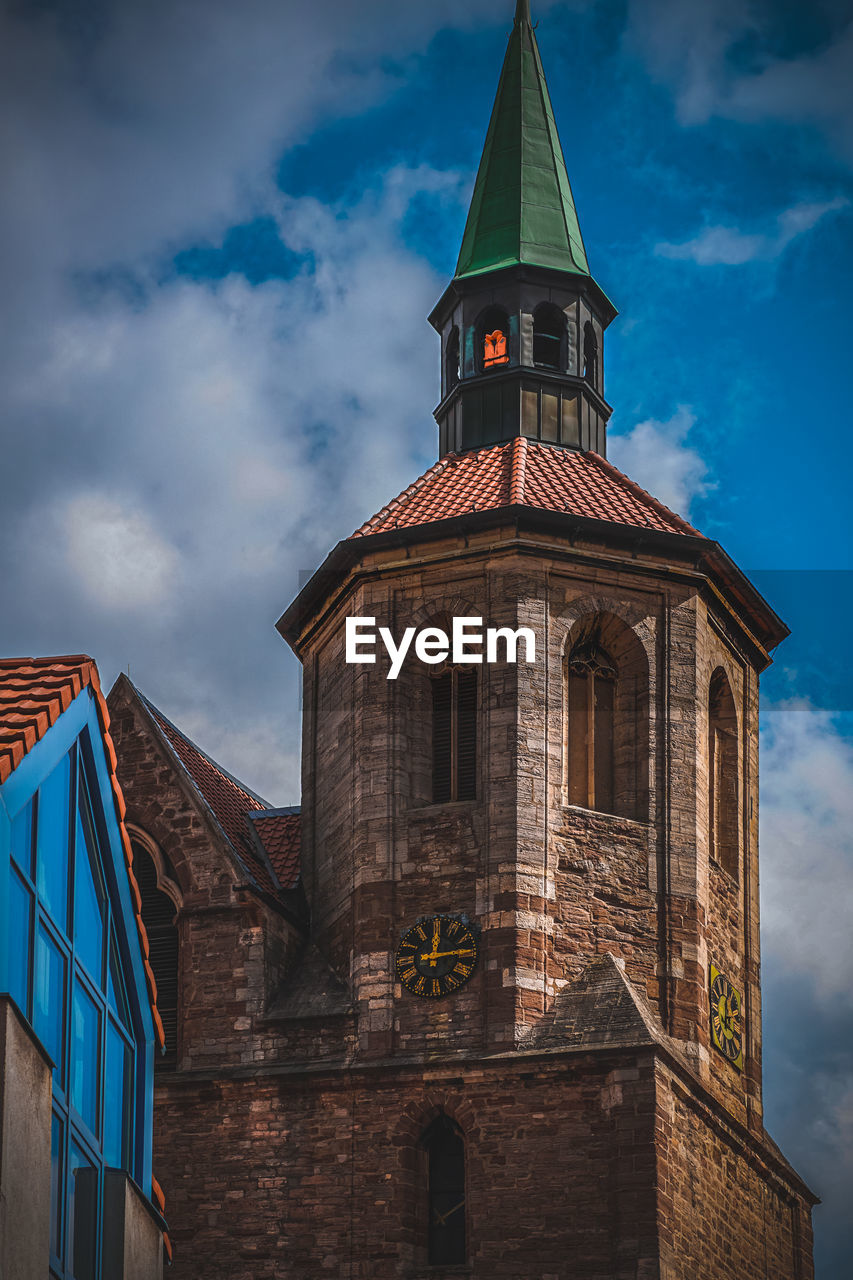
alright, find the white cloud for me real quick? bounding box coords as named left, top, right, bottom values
left=608, top=406, right=709, bottom=520
left=627, top=0, right=853, bottom=163
left=0, top=165, right=453, bottom=797
left=655, top=197, right=848, bottom=266
left=62, top=494, right=181, bottom=612
left=760, top=702, right=853, bottom=1006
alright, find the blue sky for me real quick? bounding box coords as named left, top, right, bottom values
left=1, top=0, right=852, bottom=1271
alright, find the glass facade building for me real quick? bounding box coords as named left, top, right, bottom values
left=0, top=661, right=160, bottom=1280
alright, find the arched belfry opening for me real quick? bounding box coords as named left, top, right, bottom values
left=709, top=669, right=739, bottom=878
left=583, top=320, right=599, bottom=388
left=565, top=614, right=649, bottom=821
left=533, top=303, right=566, bottom=370
left=479, top=305, right=511, bottom=370
left=446, top=326, right=460, bottom=393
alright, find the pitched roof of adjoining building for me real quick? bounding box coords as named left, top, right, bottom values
left=352, top=438, right=699, bottom=540
left=455, top=1, right=592, bottom=281
left=0, top=656, right=165, bottom=1050
left=137, top=692, right=299, bottom=899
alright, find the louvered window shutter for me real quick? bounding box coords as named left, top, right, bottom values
left=432, top=671, right=477, bottom=803
left=432, top=674, right=453, bottom=803
left=456, top=672, right=477, bottom=801
left=134, top=843, right=179, bottom=1067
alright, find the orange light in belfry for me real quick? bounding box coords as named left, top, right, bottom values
left=484, top=330, right=508, bottom=367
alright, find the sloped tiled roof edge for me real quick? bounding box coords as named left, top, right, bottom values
left=0, top=657, right=165, bottom=1052
left=278, top=445, right=787, bottom=659
left=130, top=686, right=284, bottom=898
left=352, top=441, right=699, bottom=540
left=247, top=807, right=301, bottom=892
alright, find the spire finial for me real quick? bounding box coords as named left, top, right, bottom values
left=515, top=0, right=532, bottom=24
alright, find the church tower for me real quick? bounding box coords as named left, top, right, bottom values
left=277, top=4, right=817, bottom=1274
left=111, top=4, right=818, bottom=1277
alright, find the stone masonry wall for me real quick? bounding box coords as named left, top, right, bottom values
left=152, top=1050, right=660, bottom=1280
left=297, top=526, right=765, bottom=1119
left=656, top=1063, right=814, bottom=1280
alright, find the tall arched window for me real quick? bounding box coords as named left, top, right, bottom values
left=709, top=669, right=739, bottom=878
left=446, top=326, right=460, bottom=392
left=133, top=840, right=180, bottom=1068
left=422, top=1115, right=466, bottom=1266
left=479, top=306, right=510, bottom=370
left=533, top=303, right=565, bottom=370
left=432, top=670, right=477, bottom=803
left=583, top=320, right=598, bottom=386
left=567, top=641, right=616, bottom=813
left=565, top=616, right=649, bottom=821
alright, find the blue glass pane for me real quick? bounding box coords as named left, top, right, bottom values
left=37, top=754, right=71, bottom=933
left=10, top=800, right=34, bottom=875
left=8, top=868, right=32, bottom=1016
left=34, top=925, right=66, bottom=1087
left=74, top=808, right=105, bottom=987
left=107, top=929, right=130, bottom=1030
left=50, top=1112, right=63, bottom=1259
left=71, top=980, right=100, bottom=1136
left=69, top=1141, right=97, bottom=1280
left=104, top=1022, right=132, bottom=1169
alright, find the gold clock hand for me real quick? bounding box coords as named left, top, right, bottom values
left=433, top=1199, right=466, bottom=1226
left=420, top=948, right=476, bottom=961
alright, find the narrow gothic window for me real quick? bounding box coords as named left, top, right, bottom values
left=583, top=320, right=598, bottom=386
left=533, top=304, right=565, bottom=369
left=709, top=670, right=739, bottom=878
left=567, top=641, right=616, bottom=813
left=479, top=306, right=510, bottom=370
left=447, top=326, right=460, bottom=391
left=432, top=670, right=477, bottom=803
left=134, top=840, right=180, bottom=1067
left=423, top=1115, right=466, bottom=1266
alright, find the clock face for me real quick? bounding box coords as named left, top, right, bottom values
left=395, top=916, right=479, bottom=999
left=709, top=964, right=744, bottom=1070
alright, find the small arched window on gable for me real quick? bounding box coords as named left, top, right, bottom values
left=422, top=1115, right=466, bottom=1267
left=133, top=839, right=180, bottom=1068
left=479, top=306, right=510, bottom=371
left=567, top=640, right=616, bottom=814
left=709, top=669, right=739, bottom=879
left=446, top=326, right=461, bottom=392
left=583, top=320, right=599, bottom=387
left=533, top=303, right=566, bottom=370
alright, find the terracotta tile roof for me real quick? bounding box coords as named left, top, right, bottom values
left=352, top=439, right=699, bottom=540
left=139, top=695, right=293, bottom=898
left=0, top=657, right=165, bottom=1052
left=249, top=809, right=301, bottom=891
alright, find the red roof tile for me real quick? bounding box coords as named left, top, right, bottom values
left=140, top=696, right=292, bottom=897
left=353, top=439, right=699, bottom=540
left=249, top=810, right=301, bottom=891
left=0, top=657, right=165, bottom=1051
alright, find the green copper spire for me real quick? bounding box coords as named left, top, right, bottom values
left=456, top=3, right=591, bottom=281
